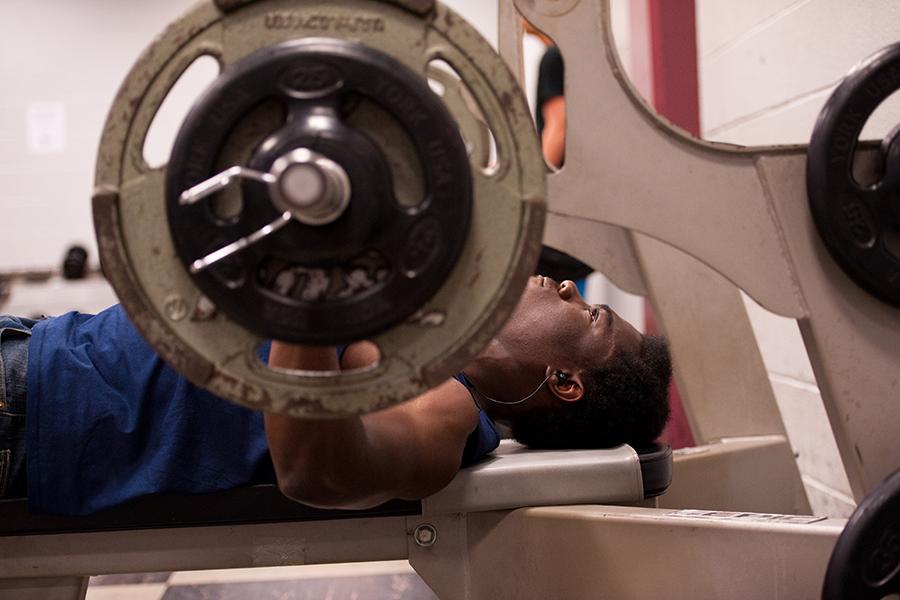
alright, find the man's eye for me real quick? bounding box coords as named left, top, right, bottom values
left=590, top=307, right=600, bottom=321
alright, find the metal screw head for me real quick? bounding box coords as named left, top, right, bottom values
left=413, top=524, right=437, bottom=548
left=164, top=295, right=188, bottom=321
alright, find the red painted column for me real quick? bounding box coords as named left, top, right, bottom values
left=645, top=0, right=701, bottom=449
left=648, top=0, right=701, bottom=137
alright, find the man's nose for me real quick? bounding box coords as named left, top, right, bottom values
left=558, top=280, right=582, bottom=301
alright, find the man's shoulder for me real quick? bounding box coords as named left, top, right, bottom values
left=37, top=304, right=126, bottom=332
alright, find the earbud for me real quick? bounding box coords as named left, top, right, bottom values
left=556, top=371, right=567, bottom=383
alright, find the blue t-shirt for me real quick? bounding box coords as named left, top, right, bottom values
left=26, top=304, right=500, bottom=515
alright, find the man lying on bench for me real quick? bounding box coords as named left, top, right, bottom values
left=0, top=275, right=670, bottom=516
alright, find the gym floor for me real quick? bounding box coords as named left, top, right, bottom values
left=86, top=561, right=438, bottom=600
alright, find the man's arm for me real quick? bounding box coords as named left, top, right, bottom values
left=264, top=341, right=479, bottom=509
left=536, top=45, right=566, bottom=168
left=541, top=95, right=566, bottom=168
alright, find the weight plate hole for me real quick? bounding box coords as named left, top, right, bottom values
left=852, top=145, right=885, bottom=188
left=211, top=255, right=248, bottom=290
left=884, top=226, right=900, bottom=261
left=427, top=58, right=501, bottom=176
left=144, top=54, right=221, bottom=170
left=210, top=99, right=287, bottom=224
left=851, top=90, right=900, bottom=188
left=860, top=88, right=900, bottom=143
left=427, top=77, right=446, bottom=98
left=343, top=93, right=426, bottom=209
left=257, top=252, right=391, bottom=304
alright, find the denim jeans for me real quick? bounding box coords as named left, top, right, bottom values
left=0, top=316, right=38, bottom=499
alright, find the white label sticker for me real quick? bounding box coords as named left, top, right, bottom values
left=666, top=509, right=826, bottom=525
left=26, top=102, right=66, bottom=154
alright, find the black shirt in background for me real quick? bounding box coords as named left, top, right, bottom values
left=535, top=46, right=564, bottom=136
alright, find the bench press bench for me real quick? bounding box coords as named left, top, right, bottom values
left=0, top=441, right=672, bottom=600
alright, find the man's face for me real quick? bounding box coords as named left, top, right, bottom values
left=496, top=275, right=643, bottom=372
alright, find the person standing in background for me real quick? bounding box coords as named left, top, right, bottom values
left=527, top=22, right=566, bottom=169
left=525, top=22, right=590, bottom=291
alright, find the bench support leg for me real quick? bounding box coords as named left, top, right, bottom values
left=408, top=514, right=472, bottom=600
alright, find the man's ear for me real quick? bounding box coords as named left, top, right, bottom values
left=546, top=366, right=584, bottom=403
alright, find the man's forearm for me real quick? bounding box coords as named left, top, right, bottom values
left=264, top=340, right=395, bottom=508
left=265, top=341, right=357, bottom=505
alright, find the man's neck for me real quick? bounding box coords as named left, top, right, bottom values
left=462, top=343, right=542, bottom=421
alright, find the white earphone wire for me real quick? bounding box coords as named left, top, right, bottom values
left=471, top=371, right=556, bottom=406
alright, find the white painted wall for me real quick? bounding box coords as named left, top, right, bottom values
left=696, top=0, right=900, bottom=516
left=0, top=0, right=202, bottom=314
left=0, top=0, right=642, bottom=320
left=0, top=0, right=199, bottom=274
left=0, top=0, right=499, bottom=273
left=698, top=0, right=900, bottom=145
left=0, top=1, right=521, bottom=316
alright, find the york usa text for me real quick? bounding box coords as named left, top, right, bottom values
left=265, top=13, right=386, bottom=33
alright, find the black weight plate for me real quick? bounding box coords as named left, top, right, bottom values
left=166, top=39, right=472, bottom=344
left=807, top=42, right=900, bottom=307
left=822, top=468, right=900, bottom=599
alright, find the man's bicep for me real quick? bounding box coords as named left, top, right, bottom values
left=542, top=95, right=566, bottom=128
left=542, top=96, right=567, bottom=167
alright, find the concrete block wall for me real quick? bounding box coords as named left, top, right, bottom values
left=0, top=0, right=200, bottom=273
left=696, top=0, right=900, bottom=516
